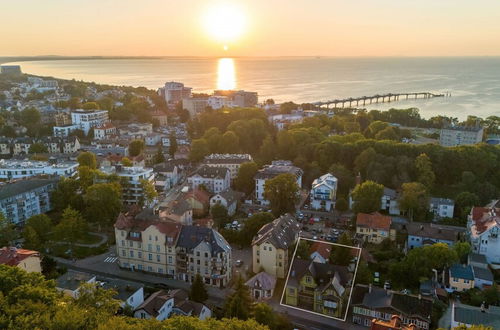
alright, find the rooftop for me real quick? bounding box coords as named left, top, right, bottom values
left=406, top=222, right=461, bottom=241
left=252, top=214, right=300, bottom=250
left=453, top=303, right=500, bottom=328
left=450, top=264, right=474, bottom=280
left=245, top=271, right=277, bottom=291
left=356, top=212, right=392, bottom=231
left=190, top=165, right=229, bottom=180
left=56, top=270, right=95, bottom=291
left=0, top=178, right=58, bottom=200
left=0, top=247, right=40, bottom=267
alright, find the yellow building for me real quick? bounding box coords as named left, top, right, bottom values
left=285, top=259, right=351, bottom=318
left=355, top=212, right=395, bottom=244
left=252, top=214, right=300, bottom=279
left=449, top=264, right=475, bottom=292
left=0, top=247, right=42, bottom=273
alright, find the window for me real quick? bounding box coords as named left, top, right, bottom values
left=264, top=246, right=267, bottom=251
left=147, top=266, right=153, bottom=272
left=306, top=276, right=311, bottom=283
left=121, top=240, right=125, bottom=247
left=279, top=262, right=282, bottom=267
left=148, top=244, right=152, bottom=252
left=197, top=260, right=200, bottom=265
left=138, top=252, right=142, bottom=258
left=168, top=256, right=172, bottom=264
left=155, top=236, right=158, bottom=241
left=130, top=251, right=134, bottom=258
left=205, top=252, right=208, bottom=258
left=269, top=247, right=272, bottom=251
left=157, top=255, right=161, bottom=262
left=156, top=245, right=160, bottom=252
left=196, top=251, right=200, bottom=256
left=148, top=254, right=153, bottom=261
left=158, top=268, right=163, bottom=274
left=121, top=250, right=125, bottom=256
left=279, top=254, right=282, bottom=259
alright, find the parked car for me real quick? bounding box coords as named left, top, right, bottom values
left=235, top=260, right=243, bottom=267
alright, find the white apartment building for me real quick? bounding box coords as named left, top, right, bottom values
left=207, top=96, right=231, bottom=110
left=310, top=173, right=338, bottom=212
left=53, top=124, right=79, bottom=138
left=439, top=126, right=484, bottom=147
left=182, top=97, right=208, bottom=118
left=187, top=165, right=230, bottom=193
left=94, top=123, right=117, bottom=140
left=468, top=206, right=500, bottom=266
left=203, top=153, right=253, bottom=180
left=0, top=178, right=59, bottom=225
left=254, top=160, right=303, bottom=205
left=100, top=165, right=155, bottom=205
left=71, top=109, right=109, bottom=135
left=160, top=82, right=192, bottom=104
left=0, top=159, right=78, bottom=180
left=429, top=197, right=455, bottom=219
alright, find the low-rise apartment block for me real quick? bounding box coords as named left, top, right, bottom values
left=254, top=160, right=303, bottom=205
left=0, top=159, right=78, bottom=180
left=187, top=165, right=230, bottom=193
left=100, top=164, right=155, bottom=205
left=204, top=153, right=253, bottom=180
left=439, top=126, right=483, bottom=147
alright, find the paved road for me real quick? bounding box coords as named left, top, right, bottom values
left=52, top=232, right=108, bottom=248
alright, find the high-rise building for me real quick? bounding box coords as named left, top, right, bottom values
left=160, top=82, right=192, bottom=104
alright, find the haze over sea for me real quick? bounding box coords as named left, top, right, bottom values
left=6, top=57, right=500, bottom=120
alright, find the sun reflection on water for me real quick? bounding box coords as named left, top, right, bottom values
left=217, top=58, right=236, bottom=90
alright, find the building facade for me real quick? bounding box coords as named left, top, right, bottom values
left=71, top=109, right=109, bottom=135
left=204, top=153, right=253, bottom=180
left=100, top=165, right=155, bottom=205
left=439, top=126, right=484, bottom=147
left=467, top=206, right=500, bottom=265
left=254, top=160, right=303, bottom=205
left=356, top=212, right=394, bottom=244
left=0, top=159, right=78, bottom=180
left=407, top=222, right=461, bottom=250
left=187, top=165, right=230, bottom=193
left=310, top=173, right=338, bottom=211
left=0, top=247, right=42, bottom=273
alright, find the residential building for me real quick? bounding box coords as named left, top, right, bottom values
left=94, top=123, right=117, bottom=140
left=115, top=209, right=182, bottom=276
left=158, top=196, right=194, bottom=225
left=429, top=197, right=455, bottom=219
left=356, top=212, right=395, bottom=244
left=451, top=302, right=500, bottom=329
left=168, top=289, right=212, bottom=320
left=54, top=112, right=72, bottom=126
left=207, top=95, right=231, bottom=109
left=56, top=270, right=97, bottom=298
left=187, top=165, right=230, bottom=193
left=12, top=137, right=33, bottom=155
left=309, top=241, right=332, bottom=264
left=252, top=214, right=300, bottom=278
left=406, top=222, right=461, bottom=249
left=151, top=110, right=168, bottom=126
left=245, top=271, right=277, bottom=301
left=183, top=189, right=210, bottom=218
left=380, top=187, right=400, bottom=215
left=285, top=259, right=351, bottom=318
left=254, top=160, right=303, bottom=205
left=182, top=97, right=208, bottom=118
left=351, top=284, right=433, bottom=329
left=472, top=265, right=493, bottom=289
left=114, top=209, right=231, bottom=287
left=60, top=136, right=81, bottom=154
left=71, top=109, right=109, bottom=135
left=467, top=206, right=500, bottom=265
left=0, top=138, right=11, bottom=155
left=175, top=225, right=232, bottom=288
left=449, top=264, right=474, bottom=292
left=269, top=113, right=304, bottom=130
left=0, top=247, right=42, bottom=273
left=97, top=277, right=144, bottom=309
left=371, top=315, right=417, bottom=330
left=0, top=159, right=78, bottom=180
left=100, top=165, right=155, bottom=205
left=53, top=124, right=79, bottom=137
left=134, top=290, right=174, bottom=321
left=213, top=90, right=258, bottom=107
left=310, top=173, right=338, bottom=211
left=439, top=126, right=484, bottom=147
left=0, top=65, right=22, bottom=74
left=209, top=188, right=243, bottom=216
left=160, top=82, right=192, bottom=104
left=0, top=178, right=58, bottom=225
left=153, top=162, right=180, bottom=191
left=204, top=153, right=253, bottom=180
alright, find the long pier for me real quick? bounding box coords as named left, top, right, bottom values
left=313, top=92, right=446, bottom=109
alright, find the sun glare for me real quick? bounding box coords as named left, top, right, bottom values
left=203, top=3, right=246, bottom=43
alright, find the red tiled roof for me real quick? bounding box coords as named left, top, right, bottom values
left=356, top=212, right=392, bottom=231
left=186, top=189, right=210, bottom=205
left=114, top=210, right=182, bottom=243
left=0, top=247, right=40, bottom=266
left=309, top=242, right=331, bottom=259
left=470, top=207, right=500, bottom=235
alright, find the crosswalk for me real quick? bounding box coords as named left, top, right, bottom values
left=104, top=256, right=118, bottom=263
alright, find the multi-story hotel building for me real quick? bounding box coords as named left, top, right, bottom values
left=114, top=208, right=232, bottom=288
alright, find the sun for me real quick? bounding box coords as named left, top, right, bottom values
left=203, top=3, right=246, bottom=43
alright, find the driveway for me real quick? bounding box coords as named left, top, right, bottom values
left=231, top=244, right=253, bottom=280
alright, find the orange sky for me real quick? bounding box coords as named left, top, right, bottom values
left=2, top=0, right=500, bottom=57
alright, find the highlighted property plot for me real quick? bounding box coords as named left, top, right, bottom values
left=280, top=237, right=362, bottom=321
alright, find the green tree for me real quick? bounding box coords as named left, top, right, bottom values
left=168, top=133, right=178, bottom=157
left=22, top=226, right=41, bottom=250
left=221, top=131, right=240, bottom=153
left=21, top=107, right=41, bottom=136
left=77, top=151, right=97, bottom=169
left=355, top=260, right=373, bottom=285
left=81, top=102, right=100, bottom=110
left=239, top=212, right=275, bottom=246
left=354, top=147, right=376, bottom=177
left=264, top=173, right=300, bottom=217
left=329, top=232, right=354, bottom=266
left=454, top=242, right=471, bottom=264
left=415, top=153, right=435, bottom=190
left=335, top=197, right=349, bottom=212
left=84, top=183, right=122, bottom=226
left=295, top=240, right=310, bottom=259
left=455, top=191, right=480, bottom=219
left=139, top=179, right=158, bottom=207
left=190, top=273, right=208, bottom=303
left=375, top=126, right=399, bottom=140
left=234, top=161, right=259, bottom=195
left=128, top=139, right=145, bottom=157
left=121, top=157, right=133, bottom=166
left=189, top=139, right=210, bottom=162
left=54, top=207, right=88, bottom=253
left=254, top=303, right=292, bottom=330
left=25, top=214, right=52, bottom=243
left=399, top=182, right=429, bottom=221
left=329, top=163, right=355, bottom=196
left=351, top=180, right=384, bottom=214
left=224, top=275, right=253, bottom=320
left=210, top=203, right=229, bottom=228
left=28, top=143, right=48, bottom=154
left=78, top=166, right=97, bottom=191
left=153, top=145, right=165, bottom=164
left=0, top=212, right=17, bottom=247
left=51, top=177, right=84, bottom=211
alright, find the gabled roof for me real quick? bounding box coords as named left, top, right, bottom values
left=356, top=212, right=392, bottom=231
left=453, top=303, right=500, bottom=328
left=472, top=266, right=494, bottom=282
left=469, top=207, right=500, bottom=236
left=450, top=264, right=474, bottom=280
left=134, top=290, right=172, bottom=317
left=252, top=214, right=300, bottom=250
left=176, top=225, right=230, bottom=255
left=245, top=271, right=277, bottom=291
left=309, top=242, right=332, bottom=260
left=211, top=188, right=243, bottom=205
left=0, top=247, right=40, bottom=267
left=190, top=165, right=229, bottom=180
left=287, top=259, right=350, bottom=295
left=0, top=178, right=58, bottom=200
left=406, top=222, right=459, bottom=242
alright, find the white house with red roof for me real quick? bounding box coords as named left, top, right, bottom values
left=0, top=247, right=42, bottom=273
left=468, top=205, right=500, bottom=267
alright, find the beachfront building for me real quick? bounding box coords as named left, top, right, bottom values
left=160, top=82, right=192, bottom=104
left=468, top=205, right=500, bottom=266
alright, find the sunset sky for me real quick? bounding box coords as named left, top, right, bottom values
left=2, top=0, right=500, bottom=57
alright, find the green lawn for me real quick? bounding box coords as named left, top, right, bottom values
left=75, top=233, right=103, bottom=245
